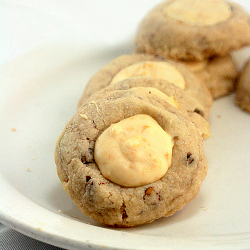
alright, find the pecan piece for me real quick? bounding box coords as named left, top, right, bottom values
left=186, top=152, right=194, bottom=164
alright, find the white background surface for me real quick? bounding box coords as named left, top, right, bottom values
left=0, top=1, right=250, bottom=249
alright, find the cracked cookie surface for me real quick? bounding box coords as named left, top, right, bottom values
left=55, top=89, right=208, bottom=227
left=135, top=0, right=250, bottom=60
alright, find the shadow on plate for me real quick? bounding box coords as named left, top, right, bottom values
left=48, top=179, right=207, bottom=232
left=47, top=181, right=102, bottom=227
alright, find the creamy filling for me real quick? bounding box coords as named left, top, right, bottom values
left=94, top=114, right=174, bottom=187
left=110, top=61, right=186, bottom=89
left=164, top=0, right=231, bottom=26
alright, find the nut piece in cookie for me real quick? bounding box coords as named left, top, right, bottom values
left=80, top=53, right=212, bottom=118
left=135, top=0, right=250, bottom=60
left=235, top=58, right=250, bottom=113
left=55, top=89, right=208, bottom=227
left=183, top=55, right=238, bottom=99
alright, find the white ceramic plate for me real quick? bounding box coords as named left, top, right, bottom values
left=1, top=1, right=250, bottom=250
left=0, top=40, right=250, bottom=250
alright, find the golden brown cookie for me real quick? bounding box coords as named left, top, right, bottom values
left=135, top=0, right=250, bottom=61
left=55, top=89, right=208, bottom=227
left=80, top=53, right=213, bottom=118
left=79, top=76, right=210, bottom=139
left=235, top=58, right=250, bottom=112
left=183, top=55, right=238, bottom=99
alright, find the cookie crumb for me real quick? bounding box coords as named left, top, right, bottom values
left=58, top=210, right=62, bottom=213
left=25, top=167, right=31, bottom=172
left=11, top=128, right=17, bottom=132
left=201, top=206, right=208, bottom=211
left=37, top=228, right=42, bottom=231
left=80, top=114, right=88, bottom=120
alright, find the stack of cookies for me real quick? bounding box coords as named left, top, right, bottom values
left=135, top=0, right=250, bottom=99
left=55, top=0, right=250, bottom=227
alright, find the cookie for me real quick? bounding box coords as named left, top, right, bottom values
left=55, top=89, right=208, bottom=227
left=235, top=58, right=250, bottom=112
left=183, top=55, right=238, bottom=99
left=80, top=53, right=213, bottom=118
left=79, top=76, right=210, bottom=139
left=135, top=0, right=250, bottom=61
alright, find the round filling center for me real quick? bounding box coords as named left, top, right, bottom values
left=94, top=114, right=174, bottom=187
left=110, top=61, right=186, bottom=89
left=164, top=0, right=231, bottom=26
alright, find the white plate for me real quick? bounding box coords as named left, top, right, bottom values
left=1, top=1, right=250, bottom=250
left=0, top=40, right=250, bottom=250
